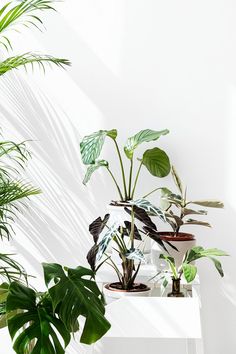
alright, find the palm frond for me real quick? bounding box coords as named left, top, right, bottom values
left=0, top=0, right=56, bottom=51
left=0, top=177, right=41, bottom=239
left=0, top=139, right=31, bottom=176
left=0, top=253, right=27, bottom=282
left=0, top=53, right=71, bottom=76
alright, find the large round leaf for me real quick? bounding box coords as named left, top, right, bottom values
left=80, top=129, right=117, bottom=165
left=124, top=129, right=169, bottom=159
left=142, top=147, right=170, bottom=177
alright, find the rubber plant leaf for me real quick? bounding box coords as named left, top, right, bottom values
left=188, top=200, right=224, bottom=208
left=6, top=281, right=70, bottom=354
left=80, top=129, right=117, bottom=165
left=83, top=160, right=108, bottom=185
left=131, top=199, right=166, bottom=222
left=43, top=263, right=111, bottom=344
left=171, top=166, right=184, bottom=195
left=124, top=129, right=169, bottom=159
left=142, top=147, right=171, bottom=177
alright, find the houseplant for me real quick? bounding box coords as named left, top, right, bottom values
left=0, top=0, right=70, bottom=76
left=155, top=246, right=228, bottom=297
left=145, top=166, right=224, bottom=267
left=0, top=263, right=111, bottom=353
left=86, top=201, right=178, bottom=300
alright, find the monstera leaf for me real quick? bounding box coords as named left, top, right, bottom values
left=142, top=147, right=170, bottom=177
left=43, top=263, right=111, bottom=344
left=6, top=282, right=71, bottom=354
left=83, top=160, right=108, bottom=185
left=131, top=199, right=166, bottom=222
left=80, top=129, right=117, bottom=165
left=124, top=129, right=169, bottom=159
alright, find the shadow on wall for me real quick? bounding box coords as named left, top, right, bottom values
left=0, top=72, right=108, bottom=277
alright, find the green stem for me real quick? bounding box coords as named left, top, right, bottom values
left=142, top=187, right=163, bottom=199
left=128, top=158, right=133, bottom=199
left=107, top=167, right=124, bottom=201
left=130, top=207, right=135, bottom=249
left=131, top=161, right=143, bottom=199
left=113, top=140, right=128, bottom=200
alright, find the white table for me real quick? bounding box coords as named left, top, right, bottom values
left=89, top=264, right=204, bottom=354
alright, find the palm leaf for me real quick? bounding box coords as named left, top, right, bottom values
left=0, top=0, right=56, bottom=51
left=0, top=177, right=41, bottom=239
left=0, top=53, right=70, bottom=76
left=0, top=253, right=27, bottom=283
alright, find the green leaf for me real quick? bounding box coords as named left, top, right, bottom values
left=125, top=249, right=145, bottom=262
left=142, top=147, right=171, bottom=177
left=184, top=219, right=211, bottom=227
left=189, top=200, right=224, bottom=208
left=96, top=223, right=118, bottom=262
left=183, top=208, right=207, bottom=216
left=83, top=160, right=108, bottom=185
left=159, top=254, right=178, bottom=278
left=171, top=166, right=183, bottom=195
left=80, top=129, right=117, bottom=165
left=0, top=53, right=70, bottom=77
left=185, top=246, right=228, bottom=263
left=208, top=257, right=224, bottom=277
left=131, top=199, right=166, bottom=222
left=0, top=283, right=9, bottom=303
left=160, top=187, right=172, bottom=210
left=124, top=129, right=169, bottom=159
left=43, top=263, right=111, bottom=344
left=6, top=282, right=70, bottom=354
left=182, top=263, right=197, bottom=283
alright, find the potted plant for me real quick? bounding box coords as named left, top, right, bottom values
left=86, top=201, right=178, bottom=301
left=155, top=246, right=228, bottom=297
left=145, top=166, right=224, bottom=267
left=80, top=128, right=171, bottom=255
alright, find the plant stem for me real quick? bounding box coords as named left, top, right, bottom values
left=113, top=140, right=128, bottom=200
left=130, top=207, right=135, bottom=249
left=142, top=187, right=162, bottom=199
left=106, top=167, right=124, bottom=201
left=128, top=158, right=133, bottom=199
left=131, top=161, right=143, bottom=199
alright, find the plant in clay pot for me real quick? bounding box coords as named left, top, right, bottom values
left=155, top=246, right=228, bottom=297
left=145, top=166, right=224, bottom=267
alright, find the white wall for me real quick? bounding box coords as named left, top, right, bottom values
left=1, top=1, right=236, bottom=353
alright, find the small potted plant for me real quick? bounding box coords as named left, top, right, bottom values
left=155, top=246, right=228, bottom=297
left=145, top=166, right=224, bottom=267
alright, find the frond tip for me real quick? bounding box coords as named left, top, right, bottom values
left=0, top=53, right=71, bottom=76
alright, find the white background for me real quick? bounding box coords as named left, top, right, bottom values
left=0, top=0, right=236, bottom=353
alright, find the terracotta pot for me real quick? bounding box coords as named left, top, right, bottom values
left=155, top=232, right=196, bottom=269
left=103, top=282, right=151, bottom=302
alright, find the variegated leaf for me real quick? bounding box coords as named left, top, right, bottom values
left=184, top=219, right=211, bottom=227
left=171, top=166, right=184, bottom=195
left=125, top=249, right=145, bottom=262
left=131, top=199, right=166, bottom=222
left=80, top=129, right=117, bottom=165
left=83, top=160, right=108, bottom=185
left=189, top=200, right=224, bottom=208
left=124, top=129, right=169, bottom=159
left=96, top=223, right=119, bottom=262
